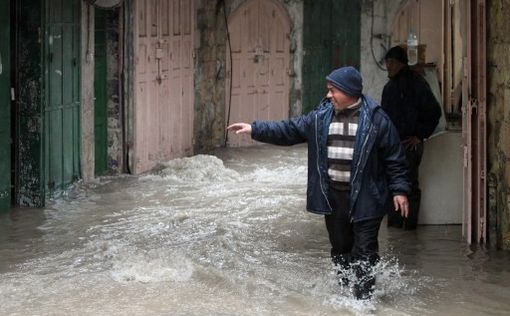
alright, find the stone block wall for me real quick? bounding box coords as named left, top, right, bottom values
left=487, top=0, right=510, bottom=249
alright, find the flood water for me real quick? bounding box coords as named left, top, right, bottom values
left=1, top=144, right=510, bottom=315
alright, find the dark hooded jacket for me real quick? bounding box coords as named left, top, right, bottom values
left=251, top=95, right=410, bottom=222
left=381, top=66, right=441, bottom=140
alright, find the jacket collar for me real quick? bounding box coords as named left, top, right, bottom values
left=316, top=95, right=380, bottom=122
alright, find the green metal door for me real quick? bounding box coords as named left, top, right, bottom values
left=302, top=0, right=360, bottom=113
left=0, top=0, right=11, bottom=213
left=94, top=9, right=108, bottom=176
left=44, top=0, right=81, bottom=194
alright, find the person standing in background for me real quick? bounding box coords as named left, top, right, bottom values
left=382, top=46, right=442, bottom=230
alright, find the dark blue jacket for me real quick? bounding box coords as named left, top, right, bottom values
left=381, top=66, right=442, bottom=140
left=251, top=95, right=410, bottom=222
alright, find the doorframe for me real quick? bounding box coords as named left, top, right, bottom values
left=462, top=0, right=487, bottom=244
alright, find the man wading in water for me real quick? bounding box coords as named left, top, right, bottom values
left=227, top=66, right=410, bottom=300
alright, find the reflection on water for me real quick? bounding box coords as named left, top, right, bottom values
left=1, top=144, right=510, bottom=315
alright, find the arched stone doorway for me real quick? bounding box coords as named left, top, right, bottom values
left=225, top=0, right=291, bottom=147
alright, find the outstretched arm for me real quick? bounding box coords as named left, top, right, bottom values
left=228, top=116, right=311, bottom=146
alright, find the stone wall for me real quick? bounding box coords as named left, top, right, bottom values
left=81, top=3, right=95, bottom=182
left=487, top=0, right=510, bottom=249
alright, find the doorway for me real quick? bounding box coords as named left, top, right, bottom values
left=302, top=0, right=361, bottom=114
left=132, top=0, right=194, bottom=174
left=225, top=0, right=291, bottom=147
left=12, top=0, right=81, bottom=207
left=388, top=0, right=487, bottom=243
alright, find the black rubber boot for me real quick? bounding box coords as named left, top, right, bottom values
left=332, top=254, right=351, bottom=287
left=352, top=255, right=378, bottom=300
left=353, top=274, right=375, bottom=300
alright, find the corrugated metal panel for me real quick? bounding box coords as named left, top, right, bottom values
left=225, top=0, right=291, bottom=147
left=0, top=0, right=10, bottom=213
left=302, top=0, right=360, bottom=113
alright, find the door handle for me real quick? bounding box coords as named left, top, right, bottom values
left=0, top=50, right=3, bottom=75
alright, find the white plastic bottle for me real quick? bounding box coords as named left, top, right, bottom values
left=407, top=28, right=418, bottom=66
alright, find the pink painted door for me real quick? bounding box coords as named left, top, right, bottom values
left=226, top=0, right=291, bottom=147
left=133, top=0, right=193, bottom=173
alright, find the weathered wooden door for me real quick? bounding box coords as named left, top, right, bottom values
left=44, top=0, right=81, bottom=194
left=95, top=9, right=108, bottom=176
left=302, top=0, right=360, bottom=113
left=0, top=0, right=10, bottom=213
left=462, top=0, right=487, bottom=244
left=133, top=0, right=194, bottom=173
left=225, top=0, right=291, bottom=147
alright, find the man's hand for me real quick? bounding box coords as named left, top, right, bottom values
left=227, top=123, right=252, bottom=135
left=393, top=195, right=409, bottom=218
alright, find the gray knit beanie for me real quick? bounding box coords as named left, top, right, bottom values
left=325, top=66, right=363, bottom=97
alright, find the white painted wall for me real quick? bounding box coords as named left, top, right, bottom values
left=419, top=132, right=463, bottom=224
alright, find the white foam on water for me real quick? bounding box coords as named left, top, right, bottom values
left=109, top=247, right=194, bottom=283
left=247, top=165, right=307, bottom=185
left=157, top=154, right=241, bottom=183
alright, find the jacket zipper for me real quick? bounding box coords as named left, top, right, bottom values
left=348, top=115, right=374, bottom=219
left=351, top=123, right=373, bottom=186
left=315, top=114, right=333, bottom=212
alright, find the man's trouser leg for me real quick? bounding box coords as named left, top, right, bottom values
left=351, top=217, right=382, bottom=300
left=325, top=189, right=353, bottom=286
left=403, top=142, right=423, bottom=230
left=387, top=141, right=423, bottom=229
